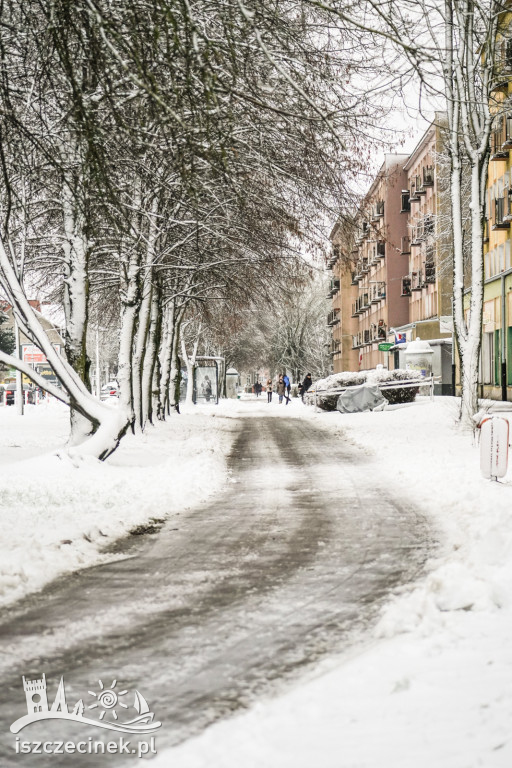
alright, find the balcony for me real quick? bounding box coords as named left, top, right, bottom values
left=504, top=116, right=512, bottom=148
left=415, top=173, right=426, bottom=196
left=370, top=282, right=386, bottom=303
left=422, top=165, right=434, bottom=187
left=505, top=189, right=512, bottom=222
left=409, top=182, right=420, bottom=203
left=425, top=260, right=436, bottom=284
left=424, top=214, right=434, bottom=238
left=401, top=276, right=412, bottom=297
left=371, top=200, right=385, bottom=221
left=401, top=191, right=411, bottom=212
left=492, top=39, right=512, bottom=89
left=327, top=309, right=340, bottom=326
left=327, top=246, right=340, bottom=268
left=411, top=223, right=424, bottom=245
left=492, top=196, right=511, bottom=230
left=356, top=221, right=370, bottom=243
left=326, top=278, right=340, bottom=298
left=424, top=247, right=436, bottom=283
left=490, top=118, right=510, bottom=160
left=411, top=270, right=424, bottom=291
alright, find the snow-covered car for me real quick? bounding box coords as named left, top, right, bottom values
left=100, top=381, right=119, bottom=400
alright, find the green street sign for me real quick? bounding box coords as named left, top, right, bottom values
left=378, top=342, right=394, bottom=352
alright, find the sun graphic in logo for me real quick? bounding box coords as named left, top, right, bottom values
left=87, top=679, right=128, bottom=721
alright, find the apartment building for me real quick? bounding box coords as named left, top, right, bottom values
left=328, top=29, right=512, bottom=401
left=327, top=220, right=358, bottom=372
left=480, top=31, right=512, bottom=400
left=392, top=119, right=453, bottom=391
left=328, top=154, right=410, bottom=374
left=328, top=124, right=453, bottom=389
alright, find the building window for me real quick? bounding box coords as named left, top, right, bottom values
left=481, top=332, right=494, bottom=385
left=401, top=191, right=410, bottom=212
left=401, top=276, right=412, bottom=296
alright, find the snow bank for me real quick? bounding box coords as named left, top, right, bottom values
left=0, top=402, right=234, bottom=607
left=313, top=367, right=423, bottom=391
left=160, top=397, right=512, bottom=768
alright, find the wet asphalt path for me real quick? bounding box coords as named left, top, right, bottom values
left=0, top=412, right=433, bottom=765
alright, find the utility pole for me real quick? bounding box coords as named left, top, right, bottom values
left=14, top=319, right=23, bottom=415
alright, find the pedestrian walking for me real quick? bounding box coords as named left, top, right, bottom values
left=283, top=373, right=291, bottom=404
left=276, top=375, right=286, bottom=404
left=300, top=373, right=313, bottom=402
left=266, top=377, right=273, bottom=403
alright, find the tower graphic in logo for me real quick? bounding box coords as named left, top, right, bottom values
left=11, top=674, right=161, bottom=735
left=23, top=674, right=48, bottom=715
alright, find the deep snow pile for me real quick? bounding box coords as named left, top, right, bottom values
left=0, top=400, right=235, bottom=607
left=311, top=368, right=425, bottom=409
left=158, top=396, right=512, bottom=768
left=313, top=367, right=423, bottom=391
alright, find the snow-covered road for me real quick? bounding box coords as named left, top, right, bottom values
left=0, top=412, right=433, bottom=766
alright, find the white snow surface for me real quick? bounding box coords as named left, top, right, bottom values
left=0, top=400, right=234, bottom=607
left=156, top=396, right=512, bottom=768
left=2, top=395, right=512, bottom=766
left=313, top=367, right=423, bottom=391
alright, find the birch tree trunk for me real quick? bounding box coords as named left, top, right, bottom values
left=181, top=334, right=199, bottom=406
left=443, top=0, right=494, bottom=427
left=168, top=317, right=183, bottom=414
left=157, top=304, right=173, bottom=420
left=141, top=277, right=161, bottom=429
left=61, top=150, right=95, bottom=444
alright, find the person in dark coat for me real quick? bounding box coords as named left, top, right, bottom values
left=300, top=373, right=312, bottom=402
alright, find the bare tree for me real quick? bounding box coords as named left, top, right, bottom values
left=0, top=0, right=385, bottom=457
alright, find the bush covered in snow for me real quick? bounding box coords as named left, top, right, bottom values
left=308, top=369, right=423, bottom=411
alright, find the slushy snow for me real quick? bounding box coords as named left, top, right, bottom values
left=1, top=395, right=512, bottom=767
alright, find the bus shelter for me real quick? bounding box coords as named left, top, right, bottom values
left=193, top=357, right=223, bottom=405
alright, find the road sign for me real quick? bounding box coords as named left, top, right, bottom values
left=378, top=342, right=394, bottom=352
left=22, top=344, right=61, bottom=365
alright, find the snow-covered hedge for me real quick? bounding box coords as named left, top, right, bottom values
left=308, top=369, right=424, bottom=411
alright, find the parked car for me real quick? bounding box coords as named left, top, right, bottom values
left=100, top=381, right=119, bottom=400
left=0, top=384, right=36, bottom=405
